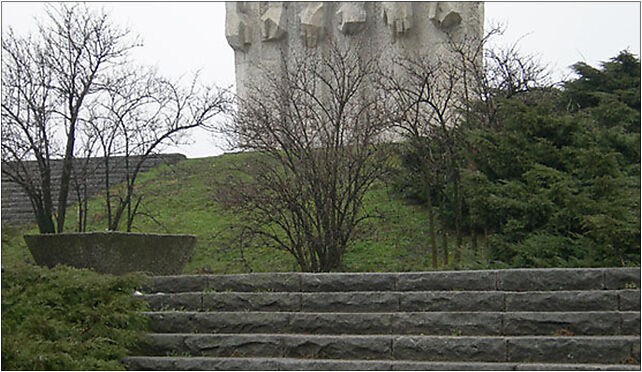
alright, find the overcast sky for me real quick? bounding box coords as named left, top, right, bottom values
left=2, top=2, right=640, bottom=158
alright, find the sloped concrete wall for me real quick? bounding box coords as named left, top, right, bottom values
left=226, top=2, right=484, bottom=105
left=1, top=153, right=185, bottom=226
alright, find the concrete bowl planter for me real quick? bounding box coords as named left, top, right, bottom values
left=24, top=231, right=196, bottom=275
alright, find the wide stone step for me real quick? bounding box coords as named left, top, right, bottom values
left=140, top=290, right=640, bottom=312
left=144, top=268, right=641, bottom=293
left=135, top=334, right=640, bottom=364
left=122, top=356, right=642, bottom=371
left=144, top=311, right=640, bottom=336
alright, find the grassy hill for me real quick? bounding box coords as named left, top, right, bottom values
left=2, top=151, right=492, bottom=274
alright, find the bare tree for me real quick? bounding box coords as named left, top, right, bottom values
left=1, top=4, right=136, bottom=233
left=382, top=47, right=471, bottom=267
left=2, top=4, right=231, bottom=233
left=447, top=25, right=552, bottom=130
left=70, top=128, right=100, bottom=232
left=219, top=43, right=391, bottom=272
left=87, top=68, right=229, bottom=231
left=447, top=26, right=553, bottom=256
left=383, top=26, right=553, bottom=267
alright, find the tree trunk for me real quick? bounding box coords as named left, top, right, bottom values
left=454, top=172, right=463, bottom=264
left=75, top=186, right=83, bottom=232
left=470, top=211, right=478, bottom=252
left=425, top=178, right=438, bottom=269
left=40, top=164, right=57, bottom=233
left=34, top=201, right=56, bottom=233
left=104, top=156, right=112, bottom=228
left=55, top=125, right=76, bottom=233
left=126, top=195, right=143, bottom=232
left=441, top=223, right=449, bottom=266
left=484, top=228, right=489, bottom=259
left=438, top=189, right=449, bottom=266
left=82, top=188, right=88, bottom=232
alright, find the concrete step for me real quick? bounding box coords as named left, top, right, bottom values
left=135, top=334, right=640, bottom=364
left=122, top=356, right=642, bottom=371
left=144, top=268, right=641, bottom=293
left=140, top=290, right=640, bottom=312
left=131, top=269, right=641, bottom=370
left=144, top=311, right=640, bottom=336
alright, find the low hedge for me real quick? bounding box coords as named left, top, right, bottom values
left=2, top=265, right=149, bottom=370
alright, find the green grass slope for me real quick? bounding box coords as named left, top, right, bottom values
left=2, top=152, right=488, bottom=273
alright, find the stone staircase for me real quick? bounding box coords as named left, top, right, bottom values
left=124, top=268, right=641, bottom=370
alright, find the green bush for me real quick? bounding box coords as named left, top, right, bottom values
left=462, top=51, right=640, bottom=267
left=1, top=265, right=149, bottom=370
left=393, top=51, right=640, bottom=268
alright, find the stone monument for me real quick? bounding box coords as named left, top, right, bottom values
left=225, top=2, right=484, bottom=103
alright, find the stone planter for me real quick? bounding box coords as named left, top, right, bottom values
left=24, top=231, right=196, bottom=275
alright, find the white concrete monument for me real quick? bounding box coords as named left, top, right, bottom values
left=225, top=2, right=484, bottom=103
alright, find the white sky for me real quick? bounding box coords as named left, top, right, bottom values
left=2, top=1, right=640, bottom=158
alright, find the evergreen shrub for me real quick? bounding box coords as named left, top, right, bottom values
left=1, top=265, right=148, bottom=370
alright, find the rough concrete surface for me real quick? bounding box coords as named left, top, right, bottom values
left=24, top=231, right=195, bottom=275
